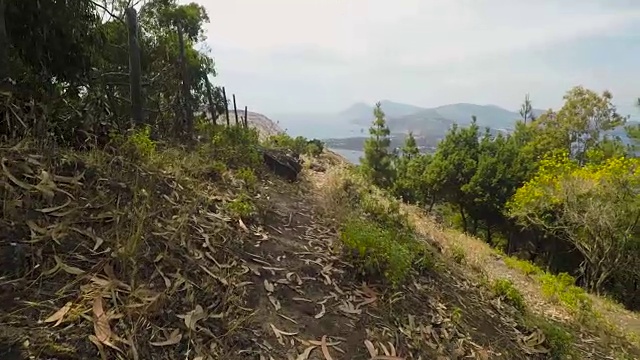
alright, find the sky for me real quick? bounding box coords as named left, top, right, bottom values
left=191, top=0, right=640, bottom=116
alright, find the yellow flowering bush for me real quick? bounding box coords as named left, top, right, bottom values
left=508, top=151, right=640, bottom=292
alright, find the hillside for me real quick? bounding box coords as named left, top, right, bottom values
left=3, top=137, right=640, bottom=359
left=196, top=108, right=284, bottom=140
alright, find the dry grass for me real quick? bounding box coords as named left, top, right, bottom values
left=4, top=139, right=640, bottom=360
left=403, top=204, right=640, bottom=359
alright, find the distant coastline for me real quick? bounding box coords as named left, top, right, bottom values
left=329, top=148, right=364, bottom=164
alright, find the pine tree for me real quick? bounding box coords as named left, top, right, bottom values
left=519, top=93, right=535, bottom=124
left=361, top=102, right=395, bottom=188
left=400, top=132, right=419, bottom=160
left=393, top=132, right=421, bottom=202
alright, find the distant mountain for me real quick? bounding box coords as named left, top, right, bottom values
left=307, top=100, right=549, bottom=135
left=271, top=100, right=635, bottom=151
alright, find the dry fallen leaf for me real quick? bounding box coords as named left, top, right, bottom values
left=44, top=301, right=72, bottom=327
left=36, top=198, right=71, bottom=214
left=93, top=296, right=112, bottom=343
left=178, top=305, right=206, bottom=331
left=264, top=279, right=275, bottom=293
left=89, top=334, right=108, bottom=360
left=320, top=335, right=333, bottom=360
left=52, top=255, right=85, bottom=275
left=314, top=304, right=326, bottom=319
left=239, top=218, right=249, bottom=232
left=296, top=345, right=317, bottom=360
left=364, top=340, right=377, bottom=357
left=149, top=329, right=182, bottom=347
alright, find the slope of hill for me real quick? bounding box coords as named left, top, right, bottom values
left=3, top=135, right=640, bottom=359
left=197, top=108, right=284, bottom=140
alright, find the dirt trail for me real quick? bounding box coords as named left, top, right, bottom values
left=235, top=172, right=549, bottom=360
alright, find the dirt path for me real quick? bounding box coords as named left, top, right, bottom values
left=233, top=173, right=552, bottom=360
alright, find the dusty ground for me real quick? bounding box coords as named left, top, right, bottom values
left=2, top=146, right=639, bottom=360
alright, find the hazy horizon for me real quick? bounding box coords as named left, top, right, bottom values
left=188, top=0, right=640, bottom=117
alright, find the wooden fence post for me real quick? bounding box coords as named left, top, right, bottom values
left=205, top=76, right=216, bottom=126
left=243, top=106, right=248, bottom=128
left=125, top=7, right=143, bottom=127
left=222, top=87, right=230, bottom=126
left=232, top=94, right=239, bottom=127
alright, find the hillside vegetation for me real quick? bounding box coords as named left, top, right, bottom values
left=2, top=1, right=640, bottom=359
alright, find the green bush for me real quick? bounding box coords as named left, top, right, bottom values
left=209, top=126, right=261, bottom=169
left=223, top=193, right=256, bottom=219
left=236, top=167, right=258, bottom=189
left=340, top=216, right=417, bottom=285
left=266, top=133, right=325, bottom=157
left=539, top=272, right=592, bottom=314
left=492, top=278, right=526, bottom=311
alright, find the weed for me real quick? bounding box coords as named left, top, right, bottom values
left=450, top=244, right=466, bottom=264
left=223, top=193, right=256, bottom=219
left=236, top=167, right=258, bottom=189
left=539, top=272, right=592, bottom=314
left=529, top=319, right=575, bottom=360
left=492, top=278, right=526, bottom=311
left=451, top=306, right=463, bottom=324
left=340, top=215, right=422, bottom=286
left=504, top=256, right=544, bottom=276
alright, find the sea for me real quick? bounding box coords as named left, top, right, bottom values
left=329, top=148, right=363, bottom=164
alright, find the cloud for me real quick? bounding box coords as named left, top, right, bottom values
left=187, top=0, right=640, bottom=113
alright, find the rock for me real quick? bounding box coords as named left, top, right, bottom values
left=261, top=148, right=302, bottom=182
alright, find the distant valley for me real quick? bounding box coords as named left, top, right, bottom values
left=269, top=100, right=638, bottom=161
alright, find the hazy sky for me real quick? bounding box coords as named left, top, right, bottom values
left=192, top=0, right=640, bottom=115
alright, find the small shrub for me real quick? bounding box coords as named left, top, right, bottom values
left=534, top=320, right=575, bottom=360
left=539, top=272, right=592, bottom=314
left=236, top=167, right=258, bottom=189
left=210, top=126, right=261, bottom=169
left=306, top=139, right=324, bottom=157
left=206, top=160, right=227, bottom=181
left=223, top=193, right=256, bottom=219
left=112, top=125, right=157, bottom=161
left=492, top=278, right=526, bottom=312
left=450, top=244, right=466, bottom=264
left=340, top=216, right=422, bottom=286
left=504, top=256, right=543, bottom=277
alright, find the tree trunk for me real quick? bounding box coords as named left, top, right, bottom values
left=125, top=7, right=143, bottom=127
left=0, top=0, right=8, bottom=84
left=458, top=204, right=467, bottom=233
left=177, top=22, right=193, bottom=136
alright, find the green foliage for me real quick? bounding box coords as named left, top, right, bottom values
left=539, top=272, right=593, bottom=314
left=532, top=320, right=575, bottom=360
left=223, top=193, right=256, bottom=219
left=361, top=102, right=396, bottom=188
left=450, top=244, right=466, bottom=265
left=492, top=278, right=526, bottom=311
left=340, top=216, right=415, bottom=286
left=366, top=88, right=640, bottom=310
left=509, top=152, right=640, bottom=293
left=393, top=133, right=431, bottom=204
left=265, top=133, right=325, bottom=157
left=330, top=171, right=432, bottom=286
left=235, top=167, right=258, bottom=189
left=503, top=256, right=544, bottom=277
left=209, top=126, right=262, bottom=169
left=128, top=125, right=157, bottom=159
